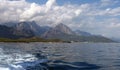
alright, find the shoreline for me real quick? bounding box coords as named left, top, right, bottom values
left=0, top=38, right=116, bottom=43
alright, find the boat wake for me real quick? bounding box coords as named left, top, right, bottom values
left=0, top=48, right=48, bottom=70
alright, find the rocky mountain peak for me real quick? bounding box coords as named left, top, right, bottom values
left=54, top=23, right=75, bottom=35
left=42, top=23, right=75, bottom=38
left=12, top=21, right=36, bottom=37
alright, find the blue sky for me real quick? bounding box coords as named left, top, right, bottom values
left=27, top=0, right=99, bottom=5
left=26, top=0, right=120, bottom=9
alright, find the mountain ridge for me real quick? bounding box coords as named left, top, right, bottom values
left=42, top=23, right=75, bottom=38
left=0, top=21, right=115, bottom=42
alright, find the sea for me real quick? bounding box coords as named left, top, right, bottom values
left=0, top=42, right=120, bottom=70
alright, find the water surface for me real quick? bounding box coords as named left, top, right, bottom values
left=0, top=43, right=120, bottom=70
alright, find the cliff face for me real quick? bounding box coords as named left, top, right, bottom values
left=43, top=23, right=75, bottom=38
left=13, top=21, right=35, bottom=37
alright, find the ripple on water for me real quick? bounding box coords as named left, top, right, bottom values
left=0, top=47, right=48, bottom=70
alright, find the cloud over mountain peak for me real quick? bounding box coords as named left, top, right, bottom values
left=0, top=0, right=120, bottom=38
left=0, top=0, right=84, bottom=24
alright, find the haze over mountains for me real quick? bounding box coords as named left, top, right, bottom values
left=0, top=21, right=114, bottom=42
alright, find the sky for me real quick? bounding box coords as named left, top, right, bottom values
left=0, top=0, right=120, bottom=38
left=27, top=0, right=98, bottom=5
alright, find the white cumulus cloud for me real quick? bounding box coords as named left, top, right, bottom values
left=0, top=0, right=120, bottom=38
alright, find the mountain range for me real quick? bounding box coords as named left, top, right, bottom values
left=0, top=21, right=114, bottom=42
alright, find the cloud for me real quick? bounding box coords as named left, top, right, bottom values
left=101, top=0, right=113, bottom=6
left=20, top=3, right=42, bottom=21
left=0, top=0, right=120, bottom=37
left=19, top=0, right=86, bottom=25
left=0, top=0, right=29, bottom=22
left=0, top=0, right=85, bottom=24
left=100, top=0, right=119, bottom=7
left=46, top=0, right=56, bottom=12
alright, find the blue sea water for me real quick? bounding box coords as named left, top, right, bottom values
left=0, top=43, right=120, bottom=70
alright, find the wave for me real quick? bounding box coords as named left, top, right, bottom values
left=0, top=48, right=48, bottom=70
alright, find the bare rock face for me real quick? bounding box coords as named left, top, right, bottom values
left=54, top=23, right=75, bottom=35
left=43, top=23, right=75, bottom=38
left=13, top=21, right=51, bottom=37
left=13, top=21, right=35, bottom=37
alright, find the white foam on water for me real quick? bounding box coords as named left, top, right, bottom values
left=0, top=48, right=47, bottom=70
left=0, top=68, right=9, bottom=70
